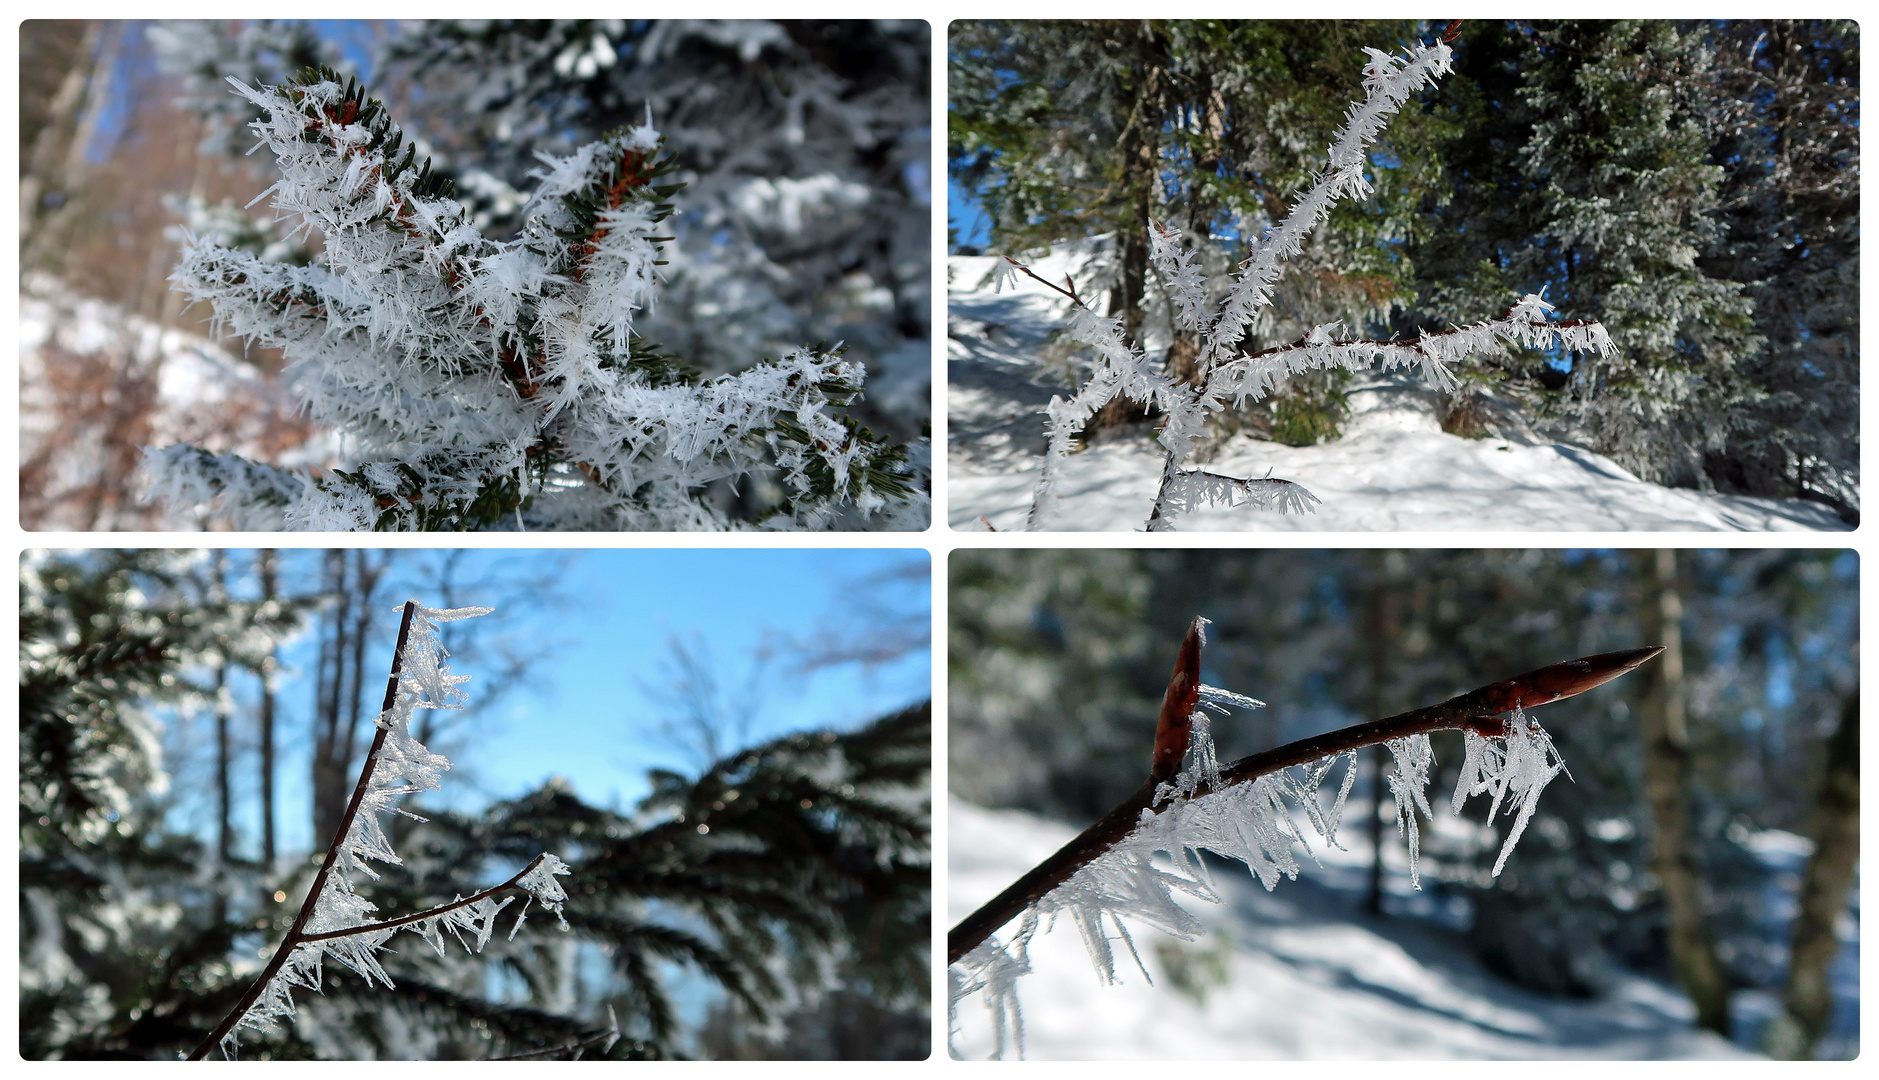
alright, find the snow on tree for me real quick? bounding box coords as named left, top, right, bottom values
left=1006, top=30, right=1614, bottom=531
left=376, top=21, right=932, bottom=438
left=147, top=20, right=342, bottom=159
left=143, top=68, right=923, bottom=531
left=948, top=617, right=1653, bottom=1058
left=195, top=600, right=584, bottom=1059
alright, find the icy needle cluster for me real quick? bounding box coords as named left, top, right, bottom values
left=146, top=69, right=921, bottom=531
left=953, top=700, right=1571, bottom=1058
left=220, top=604, right=571, bottom=1057
left=1023, top=39, right=1616, bottom=530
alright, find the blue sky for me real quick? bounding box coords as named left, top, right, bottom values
left=157, top=548, right=930, bottom=857
left=461, top=548, right=930, bottom=807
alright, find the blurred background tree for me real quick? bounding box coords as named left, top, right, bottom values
left=949, top=20, right=1857, bottom=515
left=948, top=548, right=1857, bottom=1057
left=21, top=550, right=930, bottom=1059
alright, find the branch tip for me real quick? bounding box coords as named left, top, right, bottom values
left=1150, top=619, right=1205, bottom=782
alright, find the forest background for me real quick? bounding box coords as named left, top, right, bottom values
left=22, top=548, right=932, bottom=1059
left=949, top=19, right=1858, bottom=521
left=949, top=548, right=1858, bottom=1058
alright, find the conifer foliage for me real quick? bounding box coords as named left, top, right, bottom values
left=145, top=69, right=921, bottom=531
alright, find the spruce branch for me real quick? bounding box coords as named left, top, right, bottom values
left=947, top=618, right=1659, bottom=965
left=189, top=600, right=573, bottom=1059
left=148, top=71, right=924, bottom=531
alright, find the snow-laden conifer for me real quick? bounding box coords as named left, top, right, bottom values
left=145, top=69, right=922, bottom=531
left=204, top=602, right=573, bottom=1059
left=1011, top=36, right=1616, bottom=531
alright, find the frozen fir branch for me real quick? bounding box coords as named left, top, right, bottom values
left=190, top=600, right=573, bottom=1060
left=146, top=68, right=922, bottom=531
left=1010, top=32, right=1616, bottom=531
left=948, top=618, right=1659, bottom=1058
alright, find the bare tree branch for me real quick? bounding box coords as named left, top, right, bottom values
left=947, top=623, right=1661, bottom=965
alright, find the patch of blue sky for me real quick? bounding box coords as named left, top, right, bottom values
left=157, top=547, right=929, bottom=858
left=949, top=176, right=993, bottom=251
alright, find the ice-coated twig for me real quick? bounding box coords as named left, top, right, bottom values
left=1011, top=33, right=1617, bottom=531
left=947, top=619, right=1660, bottom=967
left=189, top=600, right=574, bottom=1059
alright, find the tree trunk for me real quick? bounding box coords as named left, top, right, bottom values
left=311, top=551, right=351, bottom=847
left=257, top=549, right=279, bottom=869
left=1083, top=39, right=1163, bottom=440
left=1766, top=690, right=1859, bottom=1059
left=1363, top=560, right=1398, bottom=916
left=312, top=551, right=394, bottom=846
left=214, top=661, right=231, bottom=864
left=1636, top=548, right=1731, bottom=1037
left=20, top=21, right=101, bottom=262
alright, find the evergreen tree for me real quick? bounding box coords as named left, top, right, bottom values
left=1699, top=21, right=1859, bottom=517
left=376, top=22, right=931, bottom=447
left=1510, top=21, right=1761, bottom=488
left=19, top=551, right=305, bottom=1058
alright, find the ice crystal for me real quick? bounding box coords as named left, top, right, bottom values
left=952, top=692, right=1572, bottom=1058
left=219, top=603, right=573, bottom=1057
left=1452, top=706, right=1571, bottom=875
left=1383, top=733, right=1436, bottom=888
left=147, top=73, right=921, bottom=531
left=950, top=912, right=1036, bottom=1060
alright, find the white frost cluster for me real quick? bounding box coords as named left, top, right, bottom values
left=952, top=698, right=1571, bottom=1058
left=148, top=75, right=921, bottom=531
left=220, top=603, right=572, bottom=1058
left=950, top=913, right=1036, bottom=1061
left=1023, top=39, right=1616, bottom=531
left=1452, top=706, right=1572, bottom=875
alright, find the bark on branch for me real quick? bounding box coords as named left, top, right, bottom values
left=189, top=601, right=548, bottom=1059
left=947, top=621, right=1660, bottom=966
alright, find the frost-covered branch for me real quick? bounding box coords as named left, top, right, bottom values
left=1014, top=33, right=1618, bottom=531
left=146, top=69, right=923, bottom=531
left=189, top=600, right=572, bottom=1059
left=948, top=617, right=1659, bottom=1053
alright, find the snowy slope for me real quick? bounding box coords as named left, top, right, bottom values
left=18, top=277, right=331, bottom=530
left=947, top=252, right=1848, bottom=532
left=948, top=797, right=1751, bottom=1060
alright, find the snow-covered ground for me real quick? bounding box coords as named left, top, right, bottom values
left=948, top=797, right=1755, bottom=1060
left=18, top=277, right=330, bottom=530
left=947, top=251, right=1849, bottom=532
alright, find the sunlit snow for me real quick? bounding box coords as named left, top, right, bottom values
left=947, top=248, right=1849, bottom=533
left=949, top=797, right=1752, bottom=1060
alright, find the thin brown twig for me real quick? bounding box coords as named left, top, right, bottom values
left=1001, top=256, right=1085, bottom=308
left=946, top=627, right=1661, bottom=965
left=486, top=1014, right=621, bottom=1061
left=297, top=853, right=549, bottom=943
left=188, top=599, right=422, bottom=1060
